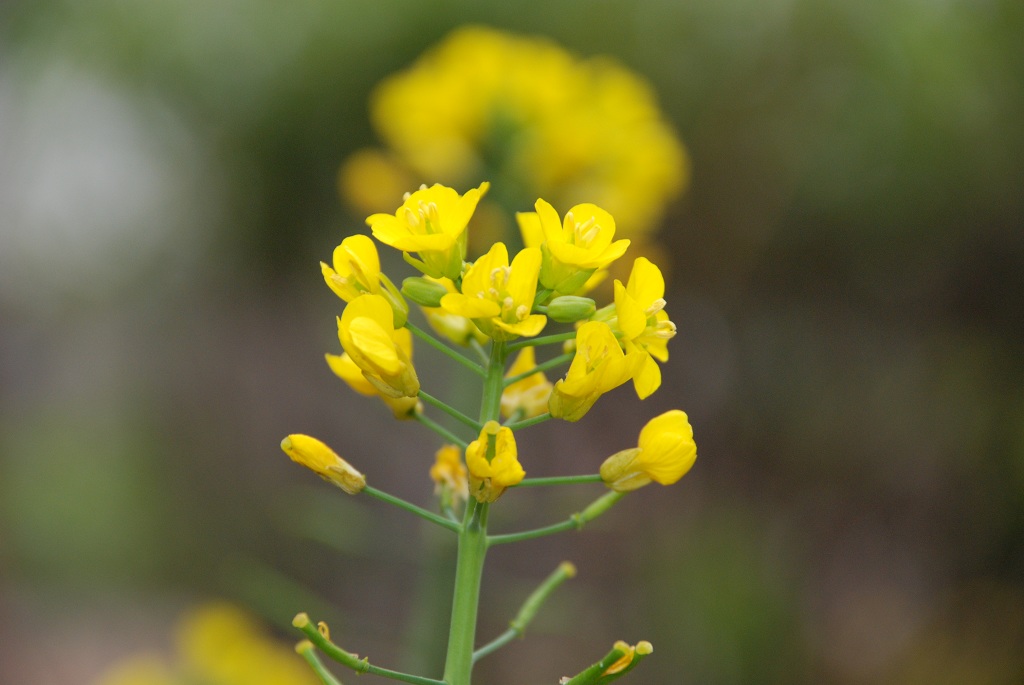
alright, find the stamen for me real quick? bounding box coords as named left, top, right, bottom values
left=515, top=304, right=529, bottom=320
left=645, top=298, right=667, bottom=316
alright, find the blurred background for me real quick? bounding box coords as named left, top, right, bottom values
left=1, top=1, right=1023, bottom=684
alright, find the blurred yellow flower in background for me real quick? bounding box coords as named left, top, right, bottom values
left=94, top=603, right=319, bottom=685
left=343, top=26, right=688, bottom=246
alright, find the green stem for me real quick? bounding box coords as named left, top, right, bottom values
left=407, top=322, right=486, bottom=377
left=296, top=643, right=344, bottom=685
left=503, top=412, right=551, bottom=431
left=363, top=486, right=461, bottom=533
left=473, top=561, right=576, bottom=663
left=414, top=412, right=468, bottom=449
left=294, top=615, right=445, bottom=685
left=515, top=474, right=603, bottom=487
left=507, top=331, right=577, bottom=351
left=442, top=340, right=507, bottom=685
left=502, top=352, right=574, bottom=387
left=442, top=500, right=490, bottom=685
left=419, top=390, right=483, bottom=432
left=488, top=492, right=625, bottom=546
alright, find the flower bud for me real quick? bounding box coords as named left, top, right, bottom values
left=402, top=276, right=449, bottom=308
left=546, top=296, right=596, bottom=323
left=280, top=434, right=366, bottom=494
left=600, top=410, right=696, bottom=492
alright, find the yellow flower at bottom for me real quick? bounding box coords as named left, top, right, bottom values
left=280, top=434, right=366, bottom=494
left=465, top=420, right=525, bottom=502
left=600, top=410, right=696, bottom=492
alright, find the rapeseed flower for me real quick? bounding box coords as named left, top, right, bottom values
left=613, top=257, right=676, bottom=399
left=600, top=410, right=696, bottom=492
left=440, top=242, right=546, bottom=340
left=366, top=182, right=488, bottom=280
left=517, top=199, right=629, bottom=295
left=280, top=434, right=366, bottom=494
left=337, top=294, right=419, bottom=398
left=321, top=233, right=408, bottom=326
left=465, top=420, right=525, bottom=502
left=549, top=321, right=642, bottom=421
left=500, top=346, right=553, bottom=419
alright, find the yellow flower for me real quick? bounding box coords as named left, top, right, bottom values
left=420, top=276, right=490, bottom=346
left=337, top=294, right=419, bottom=398
left=440, top=242, right=547, bottom=340
left=613, top=257, right=676, bottom=399
left=430, top=444, right=469, bottom=506
left=366, top=182, right=489, bottom=280
left=600, top=410, right=696, bottom=492
left=548, top=321, right=642, bottom=421
left=519, top=199, right=629, bottom=295
left=325, top=352, right=420, bottom=419
left=321, top=234, right=408, bottom=326
left=320, top=234, right=381, bottom=302
left=366, top=26, right=688, bottom=241
left=500, top=346, right=553, bottom=419
left=465, top=420, right=525, bottom=502
left=280, top=434, right=366, bottom=494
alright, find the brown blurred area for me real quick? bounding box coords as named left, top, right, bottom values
left=1, top=1, right=1022, bottom=684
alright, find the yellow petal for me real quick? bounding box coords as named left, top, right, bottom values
left=347, top=316, right=402, bottom=375
left=614, top=280, right=648, bottom=339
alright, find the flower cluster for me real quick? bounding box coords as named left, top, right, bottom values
left=284, top=182, right=694, bottom=501
left=341, top=26, right=688, bottom=244
left=279, top=181, right=698, bottom=685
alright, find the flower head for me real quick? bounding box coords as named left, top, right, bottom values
left=549, top=321, right=642, bottom=421
left=600, top=410, right=696, bottom=492
left=366, top=182, right=488, bottom=280
left=465, top=420, right=525, bottom=502
left=500, top=346, right=553, bottom=420
left=613, top=257, right=676, bottom=399
left=280, top=434, right=366, bottom=494
left=440, top=242, right=547, bottom=340
left=519, top=199, right=629, bottom=295
left=337, top=294, right=419, bottom=398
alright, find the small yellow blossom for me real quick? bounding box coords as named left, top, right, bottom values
left=440, top=242, right=547, bottom=340
left=280, top=434, right=366, bottom=494
left=325, top=352, right=420, bottom=419
left=500, top=347, right=553, bottom=419
left=430, top=444, right=469, bottom=506
left=465, top=420, right=525, bottom=502
left=600, top=410, right=696, bottom=492
left=420, top=276, right=490, bottom=346
left=366, top=182, right=488, bottom=280
left=338, top=294, right=419, bottom=398
left=519, top=199, right=629, bottom=295
left=549, top=321, right=643, bottom=421
left=320, top=234, right=381, bottom=302
left=614, top=257, right=676, bottom=399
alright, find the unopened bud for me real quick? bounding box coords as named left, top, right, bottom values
left=401, top=276, right=448, bottom=308
left=546, top=296, right=596, bottom=323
